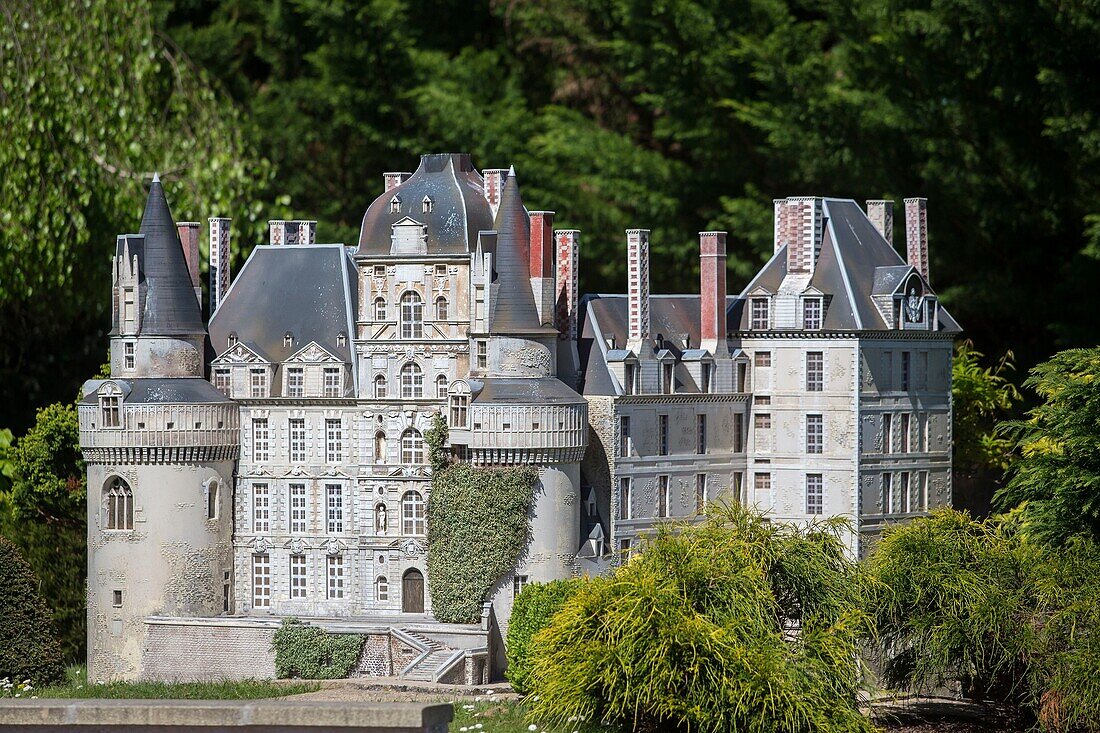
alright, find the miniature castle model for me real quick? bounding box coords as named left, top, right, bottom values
left=79, top=155, right=959, bottom=683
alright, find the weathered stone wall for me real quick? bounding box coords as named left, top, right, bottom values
left=141, top=620, right=276, bottom=681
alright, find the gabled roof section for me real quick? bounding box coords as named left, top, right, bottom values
left=285, top=341, right=341, bottom=363
left=211, top=341, right=269, bottom=365
left=133, top=177, right=205, bottom=336
left=488, top=171, right=547, bottom=335
left=209, top=244, right=358, bottom=368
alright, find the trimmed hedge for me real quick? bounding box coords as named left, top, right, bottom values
left=272, top=619, right=363, bottom=679
left=505, top=578, right=585, bottom=694
left=0, top=535, right=65, bottom=685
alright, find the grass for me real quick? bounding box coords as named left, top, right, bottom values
left=28, top=666, right=319, bottom=700
left=450, top=698, right=592, bottom=733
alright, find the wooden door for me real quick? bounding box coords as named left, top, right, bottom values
left=402, top=569, right=424, bottom=613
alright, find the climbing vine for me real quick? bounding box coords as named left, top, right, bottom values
left=272, top=619, right=363, bottom=679
left=426, top=415, right=537, bottom=623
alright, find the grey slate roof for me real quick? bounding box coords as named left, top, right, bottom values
left=356, top=153, right=493, bottom=256
left=472, top=377, right=587, bottom=405
left=489, top=172, right=547, bottom=334
left=116, top=177, right=205, bottom=336
left=209, top=244, right=358, bottom=366
left=81, top=378, right=232, bottom=405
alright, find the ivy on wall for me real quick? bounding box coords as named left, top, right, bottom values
left=272, top=619, right=363, bottom=679
left=426, top=416, right=537, bottom=623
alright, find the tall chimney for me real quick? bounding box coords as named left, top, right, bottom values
left=296, top=220, right=317, bottom=245
left=176, top=222, right=202, bottom=306
left=482, top=169, right=508, bottom=216
left=784, top=197, right=823, bottom=274
left=626, top=229, right=651, bottom=350
left=529, top=211, right=555, bottom=326
left=773, top=199, right=788, bottom=255
left=384, top=172, right=411, bottom=192
left=866, top=200, right=894, bottom=245
left=208, top=217, right=231, bottom=315
left=699, top=231, right=727, bottom=355
left=268, top=220, right=287, bottom=245
left=905, top=197, right=929, bottom=281
left=555, top=229, right=580, bottom=340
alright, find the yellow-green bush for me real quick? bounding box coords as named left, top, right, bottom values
left=506, top=578, right=585, bottom=694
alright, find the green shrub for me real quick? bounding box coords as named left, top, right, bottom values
left=427, top=462, right=536, bottom=623
left=272, top=619, right=362, bottom=679
left=506, top=578, right=585, bottom=694
left=0, top=535, right=65, bottom=686
left=526, top=504, right=872, bottom=733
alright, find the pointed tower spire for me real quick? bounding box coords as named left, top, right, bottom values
left=136, top=177, right=205, bottom=336
left=489, top=170, right=543, bottom=334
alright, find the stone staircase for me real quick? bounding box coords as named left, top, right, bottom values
left=398, top=629, right=464, bottom=682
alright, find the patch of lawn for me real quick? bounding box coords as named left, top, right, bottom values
left=450, top=698, right=594, bottom=733
left=30, top=666, right=319, bottom=700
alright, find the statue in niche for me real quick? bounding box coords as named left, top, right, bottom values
left=905, top=286, right=923, bottom=323
left=375, top=504, right=387, bottom=534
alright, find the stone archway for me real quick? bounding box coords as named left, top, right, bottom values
left=402, top=568, right=424, bottom=613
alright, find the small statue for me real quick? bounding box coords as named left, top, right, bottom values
left=905, top=286, right=923, bottom=323
left=376, top=504, right=388, bottom=533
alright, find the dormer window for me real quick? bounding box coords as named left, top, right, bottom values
left=623, top=362, right=637, bottom=395
left=228, top=333, right=239, bottom=348
left=283, top=332, right=294, bottom=349
left=389, top=196, right=401, bottom=214
left=449, top=394, right=469, bottom=428
left=751, top=298, right=770, bottom=330
left=422, top=196, right=433, bottom=213
left=99, top=385, right=122, bottom=429
left=337, top=332, right=347, bottom=348
left=803, top=298, right=822, bottom=330
left=701, top=361, right=714, bottom=393
left=660, top=362, right=674, bottom=395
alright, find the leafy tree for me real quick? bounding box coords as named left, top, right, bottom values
left=527, top=504, right=872, bottom=733
left=997, top=348, right=1100, bottom=544
left=953, top=341, right=1021, bottom=475
left=505, top=578, right=584, bottom=695
left=0, top=535, right=65, bottom=686
left=8, top=403, right=85, bottom=526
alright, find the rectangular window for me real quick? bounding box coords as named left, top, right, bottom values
left=323, top=367, right=342, bottom=397
left=658, top=414, right=669, bottom=456
left=512, top=574, right=529, bottom=599
left=751, top=298, right=770, bottom=330
left=252, top=483, right=270, bottom=532
left=900, top=471, right=912, bottom=512
left=755, top=351, right=772, bottom=368
left=124, top=342, right=135, bottom=370
left=623, top=363, right=636, bottom=395
left=754, top=472, right=773, bottom=509
left=733, top=414, right=744, bottom=453
left=101, top=397, right=121, bottom=428
left=290, top=555, right=307, bottom=599
left=803, top=299, right=822, bottom=330
left=289, top=418, right=306, bottom=463
left=753, top=395, right=771, bottom=406
left=918, top=471, right=929, bottom=511
left=290, top=483, right=307, bottom=533
left=695, top=473, right=707, bottom=512
left=113, top=589, right=123, bottom=607
left=619, top=477, right=632, bottom=520
left=881, top=474, right=894, bottom=515
left=250, top=368, right=267, bottom=398
left=207, top=482, right=219, bottom=520
left=701, top=362, right=713, bottom=393
left=806, top=474, right=824, bottom=515
left=657, top=476, right=670, bottom=518
left=806, top=351, right=824, bottom=392
left=123, top=288, right=136, bottom=325
left=476, top=340, right=488, bottom=369
left=325, top=419, right=343, bottom=463
left=900, top=413, right=911, bottom=453
left=252, top=555, right=271, bottom=608
left=919, top=414, right=929, bottom=452
left=806, top=414, right=823, bottom=454
left=449, top=395, right=469, bottom=427
left=326, top=484, right=344, bottom=533
left=882, top=352, right=893, bottom=391
left=733, top=472, right=744, bottom=503
left=901, top=352, right=911, bottom=391
left=696, top=414, right=707, bottom=454
left=619, top=537, right=633, bottom=561
left=619, top=415, right=631, bottom=458
left=286, top=367, right=304, bottom=397
left=252, top=418, right=269, bottom=462
left=660, top=363, right=674, bottom=394
left=882, top=414, right=892, bottom=454
left=327, top=555, right=344, bottom=600
left=214, top=368, right=231, bottom=396
left=755, top=413, right=771, bottom=430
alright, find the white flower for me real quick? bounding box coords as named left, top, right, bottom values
left=475, top=725, right=483, bottom=730
left=460, top=727, right=468, bottom=731
left=528, top=726, right=537, bottom=731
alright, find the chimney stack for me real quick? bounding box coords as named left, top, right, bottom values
left=555, top=229, right=580, bottom=340
left=626, top=229, right=651, bottom=350
left=208, top=217, right=231, bottom=315
left=176, top=222, right=202, bottom=306
left=296, top=220, right=317, bottom=245
left=268, top=220, right=317, bottom=245
left=699, top=231, right=728, bottom=355
left=866, top=200, right=894, bottom=245
left=529, top=211, right=555, bottom=326
left=784, top=197, right=824, bottom=274
left=482, top=168, right=508, bottom=216
left=905, top=197, right=929, bottom=281
left=773, top=199, right=788, bottom=255
left=384, top=172, right=411, bottom=193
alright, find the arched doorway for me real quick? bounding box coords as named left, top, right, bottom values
left=402, top=568, right=424, bottom=613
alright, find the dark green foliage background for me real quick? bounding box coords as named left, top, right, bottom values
left=0, top=536, right=66, bottom=686
left=272, top=619, right=363, bottom=680
left=505, top=578, right=585, bottom=694
left=426, top=463, right=536, bottom=623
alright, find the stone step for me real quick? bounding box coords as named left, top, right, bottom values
left=402, top=650, right=457, bottom=682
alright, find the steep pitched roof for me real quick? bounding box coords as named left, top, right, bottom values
left=488, top=171, right=547, bottom=335
left=132, top=177, right=205, bottom=336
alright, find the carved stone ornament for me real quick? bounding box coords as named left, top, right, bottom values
left=254, top=537, right=272, bottom=554
left=402, top=538, right=425, bottom=559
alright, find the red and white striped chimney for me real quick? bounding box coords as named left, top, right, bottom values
left=905, top=197, right=929, bottom=281
left=177, top=222, right=201, bottom=306
left=626, top=229, right=651, bottom=349
left=773, top=199, right=788, bottom=255
left=555, top=229, right=580, bottom=340
left=784, top=197, right=824, bottom=274
left=529, top=211, right=555, bottom=325
left=384, top=172, right=411, bottom=192
left=866, top=200, right=894, bottom=245
left=208, top=217, right=231, bottom=315
left=482, top=168, right=508, bottom=216
left=699, top=231, right=727, bottom=355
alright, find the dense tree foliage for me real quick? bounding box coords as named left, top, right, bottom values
left=0, top=536, right=65, bottom=686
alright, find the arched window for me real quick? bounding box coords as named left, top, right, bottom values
left=389, top=196, right=400, bottom=214
left=376, top=576, right=389, bottom=602
left=206, top=480, right=219, bottom=520
left=104, top=477, right=133, bottom=531
left=374, top=431, right=387, bottom=464
left=374, top=374, right=388, bottom=399
left=435, top=296, right=448, bottom=321
left=401, top=428, right=424, bottom=465
left=400, top=291, right=423, bottom=338
left=435, top=375, right=448, bottom=399
left=422, top=196, right=434, bottom=214
left=374, top=297, right=387, bottom=321
left=402, top=491, right=426, bottom=535
left=400, top=362, right=423, bottom=398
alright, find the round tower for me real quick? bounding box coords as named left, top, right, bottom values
left=78, top=176, right=240, bottom=681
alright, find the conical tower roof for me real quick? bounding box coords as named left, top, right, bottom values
left=136, top=176, right=205, bottom=336
left=489, top=171, right=544, bottom=334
